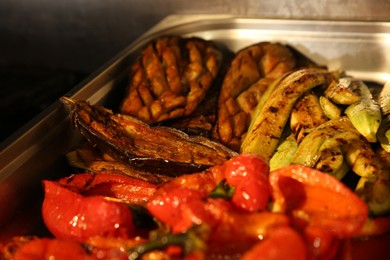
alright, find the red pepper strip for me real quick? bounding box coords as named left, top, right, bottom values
left=153, top=162, right=226, bottom=198
left=206, top=200, right=290, bottom=256
left=57, top=172, right=157, bottom=204
left=303, top=226, right=341, bottom=260
left=224, top=154, right=271, bottom=212
left=147, top=186, right=290, bottom=255
left=11, top=237, right=151, bottom=260
left=42, top=180, right=135, bottom=242
left=240, top=226, right=307, bottom=260
left=269, top=165, right=368, bottom=237
left=155, top=154, right=271, bottom=213
left=13, top=238, right=99, bottom=260
left=146, top=154, right=282, bottom=240
left=147, top=187, right=214, bottom=233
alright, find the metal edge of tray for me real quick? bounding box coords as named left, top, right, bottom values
left=1, top=14, right=390, bottom=227
left=144, top=14, right=390, bottom=44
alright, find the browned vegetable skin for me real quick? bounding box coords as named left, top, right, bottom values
left=119, top=35, right=224, bottom=125
left=161, top=59, right=227, bottom=138
left=61, top=97, right=237, bottom=177
left=290, top=91, right=328, bottom=144
left=241, top=68, right=333, bottom=161
left=66, top=142, right=171, bottom=184
left=212, top=42, right=303, bottom=151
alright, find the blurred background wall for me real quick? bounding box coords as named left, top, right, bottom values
left=1, top=0, right=390, bottom=141
left=1, top=0, right=390, bottom=73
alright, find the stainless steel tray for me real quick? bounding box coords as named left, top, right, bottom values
left=1, top=14, right=390, bottom=236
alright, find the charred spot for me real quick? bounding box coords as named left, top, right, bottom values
left=269, top=106, right=279, bottom=113
left=301, top=132, right=309, bottom=138
left=336, top=137, right=348, bottom=145
left=318, top=165, right=333, bottom=173
left=283, top=88, right=295, bottom=96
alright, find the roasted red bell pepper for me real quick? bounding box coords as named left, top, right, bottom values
left=240, top=226, right=307, bottom=260
left=10, top=236, right=153, bottom=260
left=206, top=201, right=290, bottom=256
left=269, top=164, right=369, bottom=259
left=303, top=225, right=341, bottom=259
left=224, top=154, right=271, bottom=212
left=152, top=161, right=226, bottom=198
left=269, top=165, right=368, bottom=237
left=12, top=238, right=99, bottom=260
left=57, top=171, right=157, bottom=204
left=147, top=189, right=290, bottom=256
left=147, top=154, right=274, bottom=233
left=152, top=154, right=271, bottom=215
left=147, top=187, right=215, bottom=233
left=42, top=180, right=135, bottom=242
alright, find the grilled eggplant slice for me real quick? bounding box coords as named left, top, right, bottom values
left=120, top=35, right=224, bottom=124
left=66, top=142, right=171, bottom=184
left=62, top=97, right=237, bottom=177
left=212, top=42, right=297, bottom=151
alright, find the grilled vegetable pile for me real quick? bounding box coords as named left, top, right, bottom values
left=1, top=35, right=390, bottom=259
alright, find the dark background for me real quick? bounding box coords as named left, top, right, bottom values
left=1, top=0, right=390, bottom=143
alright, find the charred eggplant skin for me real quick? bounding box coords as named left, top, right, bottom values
left=62, top=97, right=237, bottom=177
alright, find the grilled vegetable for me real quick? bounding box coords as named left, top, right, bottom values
left=42, top=180, right=135, bottom=242
left=11, top=238, right=96, bottom=260
left=323, top=77, right=382, bottom=143
left=223, top=154, right=271, bottom=212
left=127, top=226, right=208, bottom=259
left=120, top=36, right=224, bottom=124
left=355, top=147, right=390, bottom=216
left=269, top=133, right=298, bottom=171
left=377, top=81, right=390, bottom=152
left=248, top=72, right=289, bottom=132
left=290, top=91, right=327, bottom=144
left=315, top=137, right=349, bottom=180
left=269, top=165, right=368, bottom=237
left=292, top=117, right=384, bottom=180
left=319, top=95, right=342, bottom=120
left=356, top=177, right=390, bottom=216
left=57, top=172, right=157, bottom=205
left=343, top=78, right=382, bottom=143
left=241, top=226, right=307, bottom=260
left=241, top=68, right=333, bottom=161
left=62, top=97, right=237, bottom=177
left=213, top=42, right=297, bottom=151
left=292, top=117, right=352, bottom=168
left=337, top=130, right=386, bottom=180
left=324, top=77, right=361, bottom=105
left=66, top=143, right=171, bottom=184
left=146, top=155, right=290, bottom=256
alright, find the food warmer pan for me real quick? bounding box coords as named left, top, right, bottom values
left=1, top=14, right=390, bottom=257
